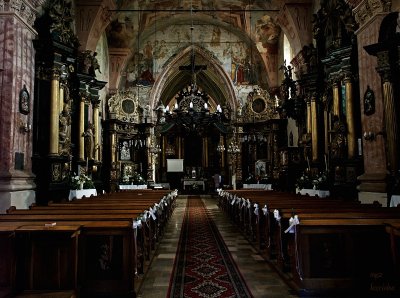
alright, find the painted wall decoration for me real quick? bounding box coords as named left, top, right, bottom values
left=123, top=24, right=263, bottom=88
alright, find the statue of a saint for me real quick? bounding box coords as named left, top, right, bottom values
left=330, top=116, right=347, bottom=159
left=83, top=124, right=94, bottom=160
left=120, top=141, right=131, bottom=160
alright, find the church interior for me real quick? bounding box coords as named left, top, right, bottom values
left=1, top=0, right=400, bottom=297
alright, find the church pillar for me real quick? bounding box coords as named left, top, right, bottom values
left=0, top=5, right=36, bottom=212
left=49, top=70, right=60, bottom=156
left=162, top=136, right=166, bottom=168
left=311, top=93, right=318, bottom=161
left=355, top=11, right=388, bottom=202
left=177, top=136, right=182, bottom=159
left=79, top=97, right=85, bottom=161
left=93, top=102, right=100, bottom=161
left=110, top=132, right=116, bottom=164
left=306, top=98, right=312, bottom=134
left=332, top=82, right=340, bottom=117
left=381, top=72, right=399, bottom=174
left=202, top=137, right=208, bottom=168
left=344, top=74, right=356, bottom=159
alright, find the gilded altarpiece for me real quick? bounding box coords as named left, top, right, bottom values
left=104, top=90, right=151, bottom=192
left=32, top=0, right=107, bottom=203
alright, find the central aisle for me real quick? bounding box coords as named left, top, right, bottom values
left=137, top=195, right=296, bottom=298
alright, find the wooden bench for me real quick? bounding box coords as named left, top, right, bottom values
left=0, top=190, right=177, bottom=297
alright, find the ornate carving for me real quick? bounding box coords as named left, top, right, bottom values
left=46, top=0, right=79, bottom=46
left=313, top=0, right=357, bottom=53
left=52, top=163, right=62, bottom=182
left=354, top=0, right=392, bottom=28
left=59, top=84, right=72, bottom=156
left=242, top=87, right=277, bottom=122
left=108, top=90, right=140, bottom=123
left=330, top=116, right=348, bottom=160
left=78, top=50, right=101, bottom=77
left=0, top=0, right=37, bottom=26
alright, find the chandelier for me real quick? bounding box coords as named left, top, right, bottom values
left=165, top=144, right=175, bottom=155
left=227, top=141, right=240, bottom=155
left=217, top=136, right=225, bottom=152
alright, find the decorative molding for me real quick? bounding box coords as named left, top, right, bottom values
left=242, top=87, right=278, bottom=122
left=353, top=0, right=392, bottom=29
left=108, top=89, right=140, bottom=123
left=0, top=0, right=38, bottom=27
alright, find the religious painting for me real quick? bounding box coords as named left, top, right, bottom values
left=106, top=18, right=135, bottom=48
left=363, top=85, right=375, bottom=116
left=119, top=140, right=132, bottom=161
left=255, top=160, right=266, bottom=177
left=19, top=85, right=30, bottom=114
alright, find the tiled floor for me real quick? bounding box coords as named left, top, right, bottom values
left=136, top=195, right=297, bottom=298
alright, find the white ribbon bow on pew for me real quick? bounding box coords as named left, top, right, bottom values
left=132, top=219, right=142, bottom=229
left=262, top=205, right=268, bottom=216
left=247, top=199, right=251, bottom=209
left=284, top=215, right=300, bottom=234
left=241, top=198, right=246, bottom=208
left=273, top=209, right=281, bottom=221
left=254, top=203, right=259, bottom=216
left=149, top=207, right=156, bottom=220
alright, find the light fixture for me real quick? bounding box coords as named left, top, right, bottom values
left=217, top=136, right=225, bottom=152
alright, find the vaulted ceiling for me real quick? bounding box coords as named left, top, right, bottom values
left=102, top=0, right=284, bottom=110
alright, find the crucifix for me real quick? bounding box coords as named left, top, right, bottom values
left=178, top=48, right=207, bottom=88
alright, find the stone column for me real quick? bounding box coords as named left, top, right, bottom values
left=306, top=98, right=312, bottom=134
left=344, top=74, right=356, bottom=159
left=177, top=136, right=182, bottom=159
left=93, top=101, right=100, bottom=161
left=162, top=136, right=166, bottom=168
left=0, top=3, right=37, bottom=211
left=49, top=70, right=60, bottom=156
left=380, top=69, right=399, bottom=174
left=332, top=81, right=340, bottom=117
left=311, top=93, right=318, bottom=161
left=110, top=132, right=116, bottom=163
left=202, top=137, right=208, bottom=168
left=79, top=97, right=85, bottom=161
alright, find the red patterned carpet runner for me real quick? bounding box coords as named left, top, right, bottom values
left=167, top=196, right=253, bottom=298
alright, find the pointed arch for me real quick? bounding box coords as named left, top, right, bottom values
left=148, top=45, right=238, bottom=119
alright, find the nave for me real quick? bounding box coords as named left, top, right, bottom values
left=137, top=195, right=297, bottom=298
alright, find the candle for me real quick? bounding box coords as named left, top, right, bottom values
left=86, top=157, right=89, bottom=173
left=324, top=154, right=328, bottom=172
left=306, top=157, right=310, bottom=171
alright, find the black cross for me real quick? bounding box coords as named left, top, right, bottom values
left=179, top=51, right=207, bottom=74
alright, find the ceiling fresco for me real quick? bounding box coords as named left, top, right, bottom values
left=106, top=0, right=282, bottom=106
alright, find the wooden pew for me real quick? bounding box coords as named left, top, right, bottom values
left=0, top=220, right=134, bottom=298
left=0, top=190, right=177, bottom=297
left=217, top=190, right=400, bottom=296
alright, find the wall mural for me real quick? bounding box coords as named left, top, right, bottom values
left=121, top=24, right=261, bottom=89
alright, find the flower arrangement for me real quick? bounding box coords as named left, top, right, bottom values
left=295, top=172, right=313, bottom=190
left=120, top=171, right=146, bottom=185
left=70, top=173, right=95, bottom=190
left=296, top=171, right=329, bottom=190
left=312, top=171, right=329, bottom=190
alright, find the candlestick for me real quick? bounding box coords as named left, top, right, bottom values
left=86, top=157, right=89, bottom=174
left=324, top=154, right=328, bottom=172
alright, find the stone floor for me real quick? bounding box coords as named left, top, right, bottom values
left=136, top=195, right=298, bottom=298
